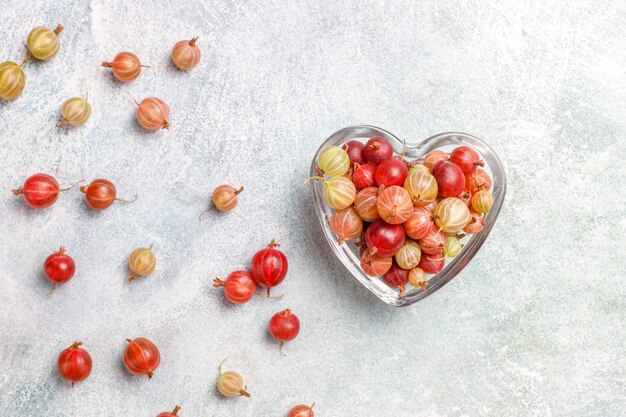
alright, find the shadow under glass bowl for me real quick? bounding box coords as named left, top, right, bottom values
left=310, top=125, right=506, bottom=307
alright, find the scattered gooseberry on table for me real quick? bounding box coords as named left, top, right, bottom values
left=354, top=186, right=381, bottom=222
left=81, top=179, right=136, bottom=210
left=44, top=247, right=76, bottom=288
left=376, top=185, right=413, bottom=224
left=130, top=95, right=170, bottom=130
left=422, top=149, right=448, bottom=171
left=213, top=270, right=256, bottom=305
left=157, top=406, right=182, bottom=417
left=289, top=403, right=315, bottom=417
left=403, top=169, right=438, bottom=206
left=57, top=341, right=92, bottom=385
left=471, top=189, right=493, bottom=213
left=408, top=267, right=427, bottom=291
left=128, top=244, right=156, bottom=282
left=217, top=358, right=250, bottom=397
left=123, top=337, right=160, bottom=379
left=102, top=52, right=150, bottom=82
left=317, top=146, right=350, bottom=177
left=418, top=230, right=447, bottom=255
left=250, top=239, right=288, bottom=296
left=342, top=140, right=364, bottom=165
left=360, top=248, right=392, bottom=276
left=200, top=185, right=244, bottom=218
left=444, top=236, right=462, bottom=257
left=463, top=210, right=485, bottom=234
left=172, top=36, right=201, bottom=70
left=383, top=262, right=409, bottom=295
left=432, top=160, right=466, bottom=198
left=364, top=220, right=405, bottom=257
left=362, top=136, right=393, bottom=164
left=403, top=206, right=435, bottom=240
left=12, top=174, right=81, bottom=209
left=417, top=250, right=445, bottom=274
left=57, top=94, right=91, bottom=127
left=395, top=241, right=422, bottom=270
left=330, top=207, right=363, bottom=245
left=27, top=24, right=63, bottom=61
left=269, top=308, right=300, bottom=354
left=0, top=61, right=26, bottom=100
left=352, top=163, right=376, bottom=189
left=374, top=158, right=408, bottom=187
left=433, top=197, right=471, bottom=233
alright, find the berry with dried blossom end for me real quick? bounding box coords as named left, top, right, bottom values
left=123, top=337, right=160, bottom=379
left=269, top=308, right=300, bottom=354
left=128, top=244, right=156, bottom=282
left=57, top=341, right=92, bottom=384
left=27, top=24, right=63, bottom=61
left=0, top=61, right=26, bottom=100
left=172, top=36, right=201, bottom=70
left=102, top=52, right=150, bottom=82
left=216, top=358, right=250, bottom=398
left=408, top=267, right=427, bottom=291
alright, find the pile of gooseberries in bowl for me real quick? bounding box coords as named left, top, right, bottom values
left=309, top=126, right=506, bottom=307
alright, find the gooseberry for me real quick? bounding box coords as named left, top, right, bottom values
left=270, top=308, right=300, bottom=353
left=422, top=150, right=448, bottom=171
left=200, top=185, right=244, bottom=218
left=57, top=341, right=92, bottom=385
left=362, top=136, right=393, bottom=164
left=403, top=169, right=438, bottom=206
left=289, top=403, right=315, bottom=417
left=444, top=236, right=462, bottom=257
left=217, top=359, right=250, bottom=397
left=417, top=250, right=445, bottom=274
left=57, top=95, right=91, bottom=127
left=409, top=164, right=430, bottom=173
left=433, top=197, right=471, bottom=233
left=354, top=186, right=381, bottom=222
left=431, top=160, right=465, bottom=198
left=123, top=337, right=160, bottom=379
left=450, top=146, right=483, bottom=174
left=26, top=24, right=63, bottom=61
left=317, top=146, right=350, bottom=177
left=395, top=241, right=422, bottom=270
left=44, top=247, right=76, bottom=288
left=330, top=207, right=363, bottom=245
left=12, top=174, right=80, bottom=209
left=408, top=267, right=427, bottom=290
left=130, top=95, right=170, bottom=130
left=309, top=176, right=356, bottom=210
left=80, top=179, right=136, bottom=210
left=102, top=52, right=150, bottom=82
left=360, top=248, right=392, bottom=276
left=157, top=406, right=182, bottom=417
left=342, top=140, right=364, bottom=165
left=376, top=185, right=412, bottom=224
left=213, top=270, right=256, bottom=305
left=128, top=244, right=157, bottom=282
left=172, top=36, right=201, bottom=70
left=364, top=220, right=405, bottom=257
left=465, top=169, right=492, bottom=193
left=471, top=189, right=493, bottom=213
left=0, top=61, right=26, bottom=100
left=383, top=262, right=409, bottom=295
left=374, top=158, right=408, bottom=187
left=418, top=230, right=447, bottom=255
left=352, top=163, right=376, bottom=189
left=463, top=210, right=485, bottom=234
left=250, top=239, right=288, bottom=296
left=403, top=206, right=435, bottom=240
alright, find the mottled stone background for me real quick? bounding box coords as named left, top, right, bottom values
left=0, top=0, right=624, bottom=416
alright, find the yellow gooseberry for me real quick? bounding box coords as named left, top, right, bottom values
left=471, top=189, right=493, bottom=213
left=403, top=169, right=438, bottom=206
left=128, top=244, right=156, bottom=282
left=433, top=197, right=470, bottom=234
left=27, top=24, right=63, bottom=61
left=0, top=61, right=26, bottom=100
left=57, top=95, right=91, bottom=127
left=395, top=241, right=422, bottom=270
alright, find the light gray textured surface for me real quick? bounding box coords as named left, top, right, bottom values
left=1, top=0, right=625, bottom=416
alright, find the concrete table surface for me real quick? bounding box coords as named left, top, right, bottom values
left=1, top=0, right=624, bottom=416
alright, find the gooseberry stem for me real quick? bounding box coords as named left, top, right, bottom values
left=20, top=54, right=31, bottom=67
left=147, top=371, right=153, bottom=379
left=254, top=291, right=284, bottom=300
left=127, top=92, right=140, bottom=106
left=213, top=278, right=225, bottom=287
left=115, top=194, right=138, bottom=204
left=53, top=24, right=64, bottom=35
left=128, top=275, right=138, bottom=282
left=171, top=406, right=181, bottom=415
left=56, top=119, right=67, bottom=128
left=12, top=187, right=23, bottom=196
left=239, top=387, right=251, bottom=397
left=279, top=342, right=287, bottom=356
left=69, top=341, right=83, bottom=349
left=189, top=36, right=199, bottom=46
left=59, top=180, right=85, bottom=193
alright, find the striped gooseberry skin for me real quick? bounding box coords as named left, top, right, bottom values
left=137, top=97, right=170, bottom=130
left=465, top=169, right=492, bottom=193
left=464, top=210, right=485, bottom=234
left=0, top=62, right=26, bottom=100
left=395, top=240, right=422, bottom=270
left=382, top=262, right=409, bottom=295
left=27, top=24, right=63, bottom=61
left=123, top=337, right=160, bottom=379
left=364, top=220, right=405, bottom=257
left=289, top=404, right=315, bottom=417
left=450, top=146, right=484, bottom=174
left=354, top=186, right=381, bottom=222
left=404, top=206, right=435, bottom=240
left=213, top=270, right=256, bottom=304
left=317, top=146, right=350, bottom=177
left=101, top=52, right=144, bottom=82
left=408, top=267, right=427, bottom=290
left=172, top=37, right=201, bottom=70
left=321, top=176, right=356, bottom=210
left=57, top=341, right=92, bottom=384
left=433, top=197, right=470, bottom=234
left=81, top=179, right=116, bottom=210
left=330, top=207, right=363, bottom=245
left=157, top=406, right=181, bottom=417
left=360, top=248, right=392, bottom=276
left=417, top=250, right=445, bottom=274
left=13, top=173, right=59, bottom=208
left=352, top=163, right=376, bottom=189
left=403, top=169, right=438, bottom=206
left=376, top=185, right=413, bottom=225
left=250, top=240, right=288, bottom=296
left=128, top=245, right=157, bottom=282
left=212, top=185, right=244, bottom=212
left=422, top=150, right=448, bottom=172
left=418, top=230, right=447, bottom=255
left=58, top=97, right=91, bottom=127
left=471, top=189, right=493, bottom=213
left=342, top=140, right=365, bottom=165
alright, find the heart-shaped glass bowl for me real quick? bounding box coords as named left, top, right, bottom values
left=310, top=125, right=506, bottom=307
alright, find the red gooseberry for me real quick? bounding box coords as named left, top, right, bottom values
left=269, top=308, right=300, bottom=354
left=364, top=220, right=405, bottom=257
left=101, top=52, right=150, bottom=82
left=418, top=230, right=447, bottom=255
left=57, top=341, right=92, bottom=385
left=376, top=185, right=413, bottom=224
left=354, top=186, right=381, bottom=222
left=374, top=158, right=408, bottom=187
left=213, top=270, right=256, bottom=304
left=422, top=150, right=448, bottom=171
left=431, top=160, right=465, bottom=198
left=250, top=239, right=288, bottom=296
left=383, top=262, right=409, bottom=295
left=80, top=178, right=136, bottom=210
left=450, top=146, right=483, bottom=174
left=12, top=174, right=81, bottom=209
left=157, top=406, right=182, bottom=417
left=352, top=163, right=376, bottom=189
left=362, top=136, right=393, bottom=164
left=129, top=95, right=170, bottom=130
left=464, top=210, right=485, bottom=234
left=403, top=206, right=435, bottom=240
left=417, top=250, right=445, bottom=274
left=465, top=169, right=492, bottom=193
left=360, top=248, right=393, bottom=276
left=289, top=403, right=315, bottom=417
left=330, top=207, right=363, bottom=245
left=123, top=337, right=160, bottom=379
left=342, top=140, right=365, bottom=165
left=44, top=247, right=76, bottom=288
